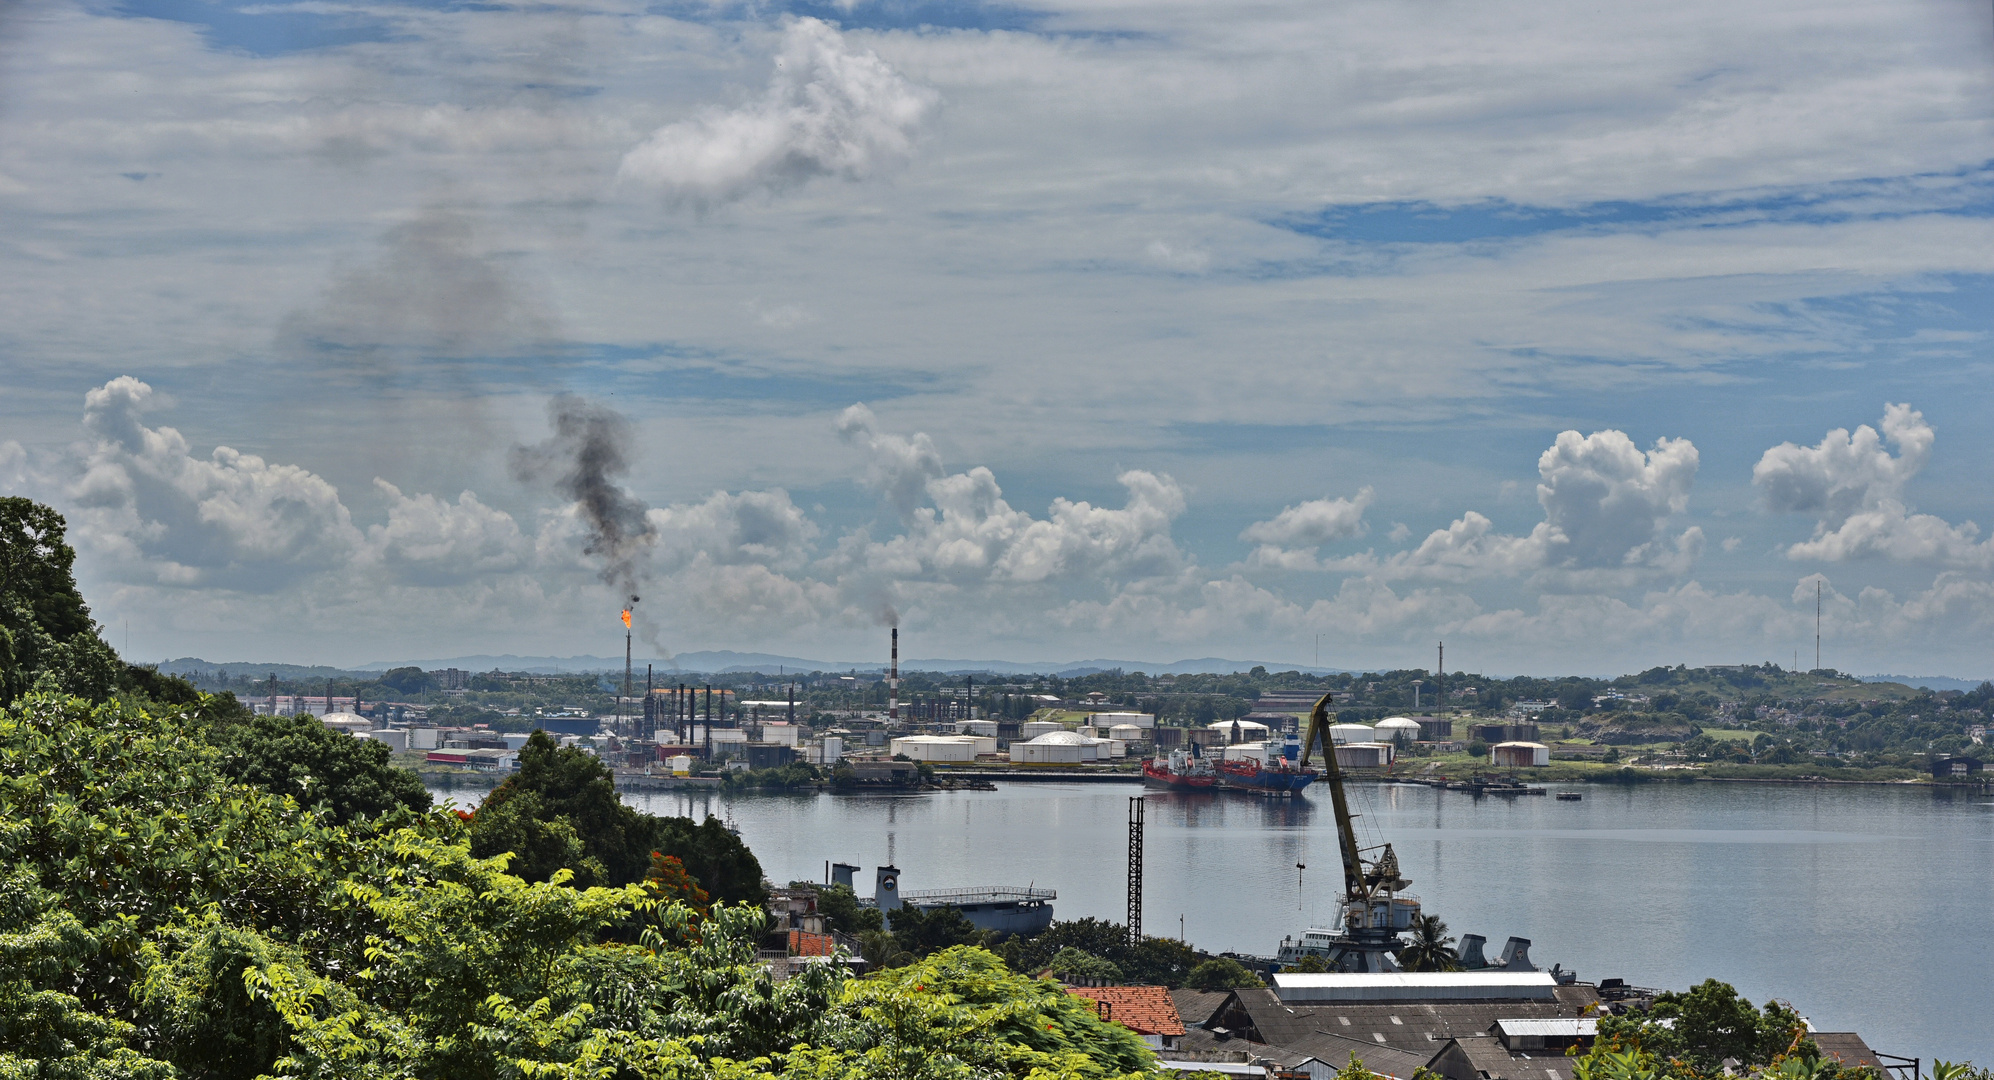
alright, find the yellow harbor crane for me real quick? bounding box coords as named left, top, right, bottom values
left=1294, top=691, right=1424, bottom=971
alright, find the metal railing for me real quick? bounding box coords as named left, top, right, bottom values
left=897, top=886, right=1057, bottom=905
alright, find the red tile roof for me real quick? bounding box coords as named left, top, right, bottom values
left=1066, top=985, right=1186, bottom=1036
left=789, top=930, right=835, bottom=957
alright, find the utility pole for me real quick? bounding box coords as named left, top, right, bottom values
left=1126, top=796, right=1145, bottom=947
left=1816, top=581, right=1822, bottom=672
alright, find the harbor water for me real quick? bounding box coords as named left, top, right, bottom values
left=442, top=779, right=1994, bottom=1064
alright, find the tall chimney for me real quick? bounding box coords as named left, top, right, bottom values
left=889, top=627, right=899, bottom=721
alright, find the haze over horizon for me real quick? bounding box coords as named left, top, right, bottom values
left=3, top=0, right=1992, bottom=675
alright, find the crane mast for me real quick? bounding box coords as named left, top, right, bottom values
left=1297, top=691, right=1418, bottom=972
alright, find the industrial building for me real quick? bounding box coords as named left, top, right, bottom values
left=1490, top=741, right=1551, bottom=767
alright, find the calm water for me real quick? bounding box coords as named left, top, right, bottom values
left=441, top=779, right=1994, bottom=1063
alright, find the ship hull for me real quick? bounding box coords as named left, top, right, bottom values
left=1216, top=760, right=1317, bottom=793
left=1142, top=760, right=1217, bottom=789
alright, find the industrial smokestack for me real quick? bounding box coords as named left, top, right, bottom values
left=889, top=627, right=899, bottom=721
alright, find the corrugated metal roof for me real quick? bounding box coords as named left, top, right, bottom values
left=1493, top=1019, right=1596, bottom=1037
left=1275, top=972, right=1559, bottom=1003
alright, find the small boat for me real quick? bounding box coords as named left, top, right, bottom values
left=1556, top=791, right=1583, bottom=801
left=1142, top=749, right=1217, bottom=790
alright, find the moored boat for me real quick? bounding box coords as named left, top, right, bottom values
left=1142, top=748, right=1217, bottom=789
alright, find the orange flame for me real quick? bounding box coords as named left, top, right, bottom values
left=621, top=608, right=633, bottom=628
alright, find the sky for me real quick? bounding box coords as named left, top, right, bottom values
left=2, top=0, right=1992, bottom=676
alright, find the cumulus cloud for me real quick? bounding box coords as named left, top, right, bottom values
left=618, top=18, right=937, bottom=205
left=69, top=376, right=364, bottom=589
left=1380, top=429, right=1702, bottom=584
left=365, top=480, right=527, bottom=584
left=1754, top=403, right=1994, bottom=568
left=835, top=402, right=945, bottom=521
left=648, top=488, right=818, bottom=572
left=1240, top=487, right=1374, bottom=570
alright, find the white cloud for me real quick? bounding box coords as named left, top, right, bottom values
left=835, top=402, right=945, bottom=521
left=648, top=488, right=818, bottom=572
left=1755, top=404, right=1994, bottom=568
left=1384, top=429, right=1702, bottom=583
left=1241, top=487, right=1373, bottom=547
left=69, top=376, right=364, bottom=590
left=365, top=480, right=528, bottom=584
left=617, top=18, right=938, bottom=205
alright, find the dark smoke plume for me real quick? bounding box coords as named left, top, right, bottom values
left=511, top=394, right=657, bottom=598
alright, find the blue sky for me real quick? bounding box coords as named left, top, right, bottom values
left=2, top=0, right=1992, bottom=674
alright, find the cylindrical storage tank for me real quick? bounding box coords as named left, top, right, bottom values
left=364, top=729, right=408, bottom=751
left=1334, top=742, right=1393, bottom=769
left=1327, top=723, right=1375, bottom=745
left=1491, top=741, right=1551, bottom=767
left=668, top=754, right=693, bottom=776
left=409, top=727, right=441, bottom=750
left=1223, top=741, right=1267, bottom=762
left=1090, top=711, right=1156, bottom=729
left=1022, top=721, right=1066, bottom=739
left=1375, top=718, right=1423, bottom=742
left=956, top=719, right=998, bottom=737
left=1208, top=719, right=1271, bottom=743
left=761, top=723, right=800, bottom=746
left=821, top=737, right=843, bottom=763
left=1108, top=724, right=1144, bottom=742
left=1014, top=739, right=1086, bottom=764
left=1416, top=717, right=1454, bottom=741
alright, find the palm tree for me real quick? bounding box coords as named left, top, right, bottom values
left=1394, top=915, right=1460, bottom=972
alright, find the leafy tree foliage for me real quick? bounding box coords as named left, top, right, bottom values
left=995, top=917, right=1200, bottom=987
left=815, top=883, right=884, bottom=935
left=210, top=711, right=432, bottom=825
left=376, top=665, right=438, bottom=694
left=1185, top=956, right=1263, bottom=990
left=1597, top=979, right=1813, bottom=1075
left=888, top=904, right=983, bottom=957
left=1394, top=915, right=1460, bottom=972
left=469, top=730, right=767, bottom=904
left=3, top=692, right=1159, bottom=1080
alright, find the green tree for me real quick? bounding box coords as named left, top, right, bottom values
left=1394, top=915, right=1459, bottom=972
left=1047, top=947, right=1123, bottom=983
left=211, top=711, right=432, bottom=825
left=377, top=666, right=437, bottom=694
left=469, top=730, right=765, bottom=903
left=816, top=883, right=885, bottom=935
left=1185, top=956, right=1262, bottom=990
left=889, top=904, right=982, bottom=958
left=1598, top=979, right=1810, bottom=1074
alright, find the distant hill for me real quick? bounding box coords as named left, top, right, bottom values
left=157, top=652, right=1351, bottom=679
left=1861, top=674, right=1993, bottom=693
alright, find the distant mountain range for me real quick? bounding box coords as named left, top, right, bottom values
left=151, top=655, right=1990, bottom=688
left=156, top=652, right=1347, bottom=679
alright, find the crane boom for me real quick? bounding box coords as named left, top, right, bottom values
left=1300, top=690, right=1364, bottom=902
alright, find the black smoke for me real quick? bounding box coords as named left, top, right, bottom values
left=511, top=394, right=656, bottom=598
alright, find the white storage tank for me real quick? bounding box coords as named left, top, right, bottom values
left=668, top=754, right=693, bottom=776
left=760, top=722, right=801, bottom=746
left=1334, top=742, right=1393, bottom=769
left=1222, top=740, right=1269, bottom=763
left=409, top=727, right=441, bottom=750
left=1208, top=719, right=1271, bottom=743
left=955, top=719, right=999, bottom=737
left=1014, top=733, right=1087, bottom=764
left=1090, top=711, right=1155, bottom=729
left=1374, top=717, right=1423, bottom=742
left=1108, top=724, right=1145, bottom=743
left=890, top=735, right=980, bottom=762
left=363, top=729, right=408, bottom=751
left=1327, top=722, right=1376, bottom=745
left=1021, top=720, right=1067, bottom=739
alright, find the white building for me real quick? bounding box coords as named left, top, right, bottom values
left=1089, top=711, right=1155, bottom=729
left=889, top=735, right=982, bottom=762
